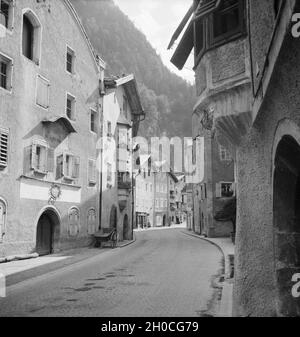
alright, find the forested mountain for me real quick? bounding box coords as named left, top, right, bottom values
left=71, top=0, right=196, bottom=137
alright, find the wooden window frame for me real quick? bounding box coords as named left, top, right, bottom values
left=0, top=52, right=12, bottom=92
left=208, top=0, right=246, bottom=48
left=90, top=109, right=97, bottom=133
left=88, top=158, right=97, bottom=186
left=66, top=46, right=75, bottom=74
left=0, top=0, right=14, bottom=31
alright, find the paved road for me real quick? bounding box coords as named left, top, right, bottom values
left=0, top=228, right=223, bottom=317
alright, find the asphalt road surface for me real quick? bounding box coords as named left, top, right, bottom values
left=0, top=228, right=223, bottom=317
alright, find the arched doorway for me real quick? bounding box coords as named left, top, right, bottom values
left=123, top=214, right=129, bottom=240
left=36, top=209, right=60, bottom=256
left=273, top=135, right=300, bottom=316
left=109, top=205, right=117, bottom=229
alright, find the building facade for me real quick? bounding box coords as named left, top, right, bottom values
left=135, top=155, right=154, bottom=228
left=0, top=0, right=105, bottom=257
left=170, top=0, right=244, bottom=238
left=171, top=0, right=300, bottom=316
left=102, top=75, right=144, bottom=241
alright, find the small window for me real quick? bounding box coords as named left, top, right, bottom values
left=56, top=152, right=80, bottom=181
left=216, top=182, right=235, bottom=198
left=194, top=19, right=205, bottom=57
left=107, top=162, right=112, bottom=182
left=0, top=127, right=8, bottom=168
left=22, top=12, right=41, bottom=64
left=219, top=145, right=231, bottom=161
left=66, top=94, right=75, bottom=120
left=90, top=109, right=96, bottom=133
left=211, top=0, right=244, bottom=44
left=0, top=53, right=12, bottom=91
left=36, top=75, right=50, bottom=109
left=88, top=159, right=97, bottom=185
left=0, top=0, right=12, bottom=30
left=107, top=121, right=112, bottom=137
left=123, top=95, right=128, bottom=118
left=66, top=47, right=75, bottom=74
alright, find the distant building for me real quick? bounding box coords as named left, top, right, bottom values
left=102, top=75, right=144, bottom=240
left=169, top=0, right=248, bottom=238
left=0, top=0, right=105, bottom=257
left=153, top=170, right=169, bottom=227
left=135, top=155, right=154, bottom=228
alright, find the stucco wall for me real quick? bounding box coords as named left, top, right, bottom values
left=0, top=0, right=101, bottom=256
left=233, top=33, right=300, bottom=316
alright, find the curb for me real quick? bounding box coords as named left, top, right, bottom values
left=117, top=232, right=137, bottom=248
left=181, top=230, right=233, bottom=317
left=0, top=253, right=39, bottom=265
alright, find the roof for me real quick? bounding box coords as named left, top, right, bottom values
left=42, top=116, right=77, bottom=133
left=104, top=75, right=144, bottom=116
left=169, top=0, right=222, bottom=70
left=64, top=0, right=106, bottom=71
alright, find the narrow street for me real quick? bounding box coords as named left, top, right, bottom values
left=0, top=228, right=223, bottom=317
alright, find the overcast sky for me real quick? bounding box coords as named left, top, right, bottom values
left=113, top=0, right=195, bottom=84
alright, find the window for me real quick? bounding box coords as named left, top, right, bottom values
left=22, top=11, right=41, bottom=64
left=123, top=95, right=128, bottom=118
left=0, top=53, right=12, bottom=91
left=0, top=0, right=12, bottom=30
left=31, top=140, right=48, bottom=174
left=0, top=199, right=6, bottom=242
left=66, top=47, right=75, bottom=74
left=216, top=182, right=235, bottom=198
left=219, top=145, right=231, bottom=161
left=56, top=152, right=80, bottom=181
left=0, top=127, right=8, bottom=168
left=36, top=75, right=50, bottom=109
left=211, top=0, right=244, bottom=44
left=194, top=19, right=205, bottom=58
left=66, top=94, right=75, bottom=120
left=68, top=207, right=80, bottom=236
left=107, top=121, right=112, bottom=137
left=87, top=208, right=96, bottom=235
left=107, top=163, right=112, bottom=182
left=88, top=159, right=97, bottom=185
left=90, top=109, right=97, bottom=133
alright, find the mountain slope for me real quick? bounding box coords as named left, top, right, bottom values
left=71, top=0, right=196, bottom=137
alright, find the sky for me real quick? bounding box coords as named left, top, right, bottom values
left=113, top=0, right=195, bottom=84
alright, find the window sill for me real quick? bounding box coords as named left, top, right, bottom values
left=20, top=175, right=82, bottom=189
left=0, top=86, right=12, bottom=94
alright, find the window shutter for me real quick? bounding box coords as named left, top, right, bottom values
left=56, top=154, right=63, bottom=179
left=0, top=202, right=5, bottom=239
left=0, top=129, right=8, bottom=167
left=88, top=159, right=96, bottom=184
left=47, top=148, right=55, bottom=172
left=36, top=76, right=49, bottom=108
left=72, top=156, right=80, bottom=179
left=40, top=146, right=47, bottom=173
left=216, top=183, right=222, bottom=198
left=31, top=143, right=37, bottom=170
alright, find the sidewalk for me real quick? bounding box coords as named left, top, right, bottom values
left=182, top=229, right=235, bottom=317
left=0, top=238, right=135, bottom=287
